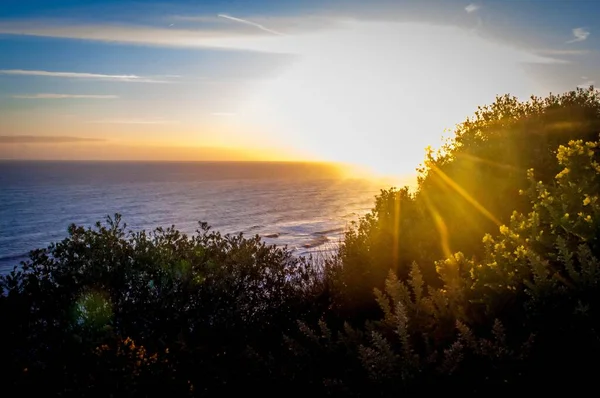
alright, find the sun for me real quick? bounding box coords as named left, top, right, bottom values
left=237, top=20, right=555, bottom=178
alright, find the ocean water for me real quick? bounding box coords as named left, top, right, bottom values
left=0, top=161, right=388, bottom=273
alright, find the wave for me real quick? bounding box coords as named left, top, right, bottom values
left=0, top=252, right=30, bottom=270
left=302, top=235, right=329, bottom=249
left=1, top=164, right=384, bottom=274
left=312, top=227, right=344, bottom=236
left=262, top=233, right=280, bottom=238
left=297, top=244, right=339, bottom=258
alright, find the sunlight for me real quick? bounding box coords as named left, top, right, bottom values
left=237, top=21, right=558, bottom=178
left=393, top=189, right=402, bottom=265
left=422, top=190, right=452, bottom=260
left=428, top=164, right=501, bottom=226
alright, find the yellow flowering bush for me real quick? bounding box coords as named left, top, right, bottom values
left=290, top=134, right=600, bottom=395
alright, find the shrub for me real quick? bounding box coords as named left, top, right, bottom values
left=286, top=133, right=600, bottom=395
left=2, top=89, right=600, bottom=396
left=0, top=217, right=322, bottom=395
left=337, top=87, right=600, bottom=313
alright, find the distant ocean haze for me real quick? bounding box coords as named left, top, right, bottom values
left=0, top=161, right=387, bottom=272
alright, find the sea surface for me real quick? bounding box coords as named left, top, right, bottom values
left=0, top=161, right=390, bottom=273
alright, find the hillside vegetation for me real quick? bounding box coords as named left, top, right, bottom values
left=1, top=87, right=600, bottom=396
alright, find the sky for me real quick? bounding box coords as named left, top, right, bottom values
left=0, top=0, right=598, bottom=176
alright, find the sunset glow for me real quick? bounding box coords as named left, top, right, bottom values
left=0, top=1, right=596, bottom=178
left=236, top=21, right=562, bottom=176
left=2, top=2, right=600, bottom=393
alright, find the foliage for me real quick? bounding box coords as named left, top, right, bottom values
left=0, top=218, right=321, bottom=396
left=2, top=88, right=600, bottom=396
left=285, top=133, right=600, bottom=395
left=336, top=87, right=600, bottom=312
left=332, top=187, right=435, bottom=319
left=419, top=87, right=600, bottom=258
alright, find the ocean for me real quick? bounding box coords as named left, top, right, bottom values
left=0, top=161, right=389, bottom=273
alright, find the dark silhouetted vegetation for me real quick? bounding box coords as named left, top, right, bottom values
left=1, top=87, right=600, bottom=396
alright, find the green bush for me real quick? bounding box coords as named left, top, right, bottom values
left=336, top=87, right=600, bottom=314
left=286, top=134, right=600, bottom=395
left=0, top=218, right=323, bottom=396
left=2, top=88, right=600, bottom=396
left=421, top=87, right=600, bottom=258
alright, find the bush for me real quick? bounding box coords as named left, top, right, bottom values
left=336, top=87, right=600, bottom=313
left=0, top=217, right=323, bottom=396
left=2, top=88, right=600, bottom=396
left=286, top=134, right=600, bottom=395
left=420, top=87, right=600, bottom=257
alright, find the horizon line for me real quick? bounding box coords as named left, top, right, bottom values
left=0, top=158, right=345, bottom=165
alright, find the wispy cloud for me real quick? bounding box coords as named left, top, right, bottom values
left=211, top=112, right=236, bottom=116
left=465, top=3, right=480, bottom=13
left=217, top=14, right=285, bottom=36
left=0, top=17, right=572, bottom=65
left=12, top=93, right=119, bottom=99
left=567, top=27, right=590, bottom=43
left=0, top=18, right=327, bottom=51
left=0, top=69, right=171, bottom=83
left=535, top=49, right=591, bottom=55
left=87, top=119, right=180, bottom=125
left=0, top=69, right=137, bottom=79
left=0, top=135, right=105, bottom=143
left=0, top=20, right=266, bottom=48
left=172, top=14, right=335, bottom=33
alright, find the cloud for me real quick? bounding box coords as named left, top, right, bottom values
left=87, top=119, right=180, bottom=125
left=0, top=135, right=105, bottom=143
left=567, top=27, right=590, bottom=43
left=0, top=69, right=137, bottom=79
left=0, top=17, right=340, bottom=51
left=0, top=69, right=171, bottom=83
left=465, top=3, right=480, bottom=13
left=172, top=14, right=335, bottom=33
left=12, top=93, right=118, bottom=99
left=0, top=20, right=261, bottom=49
left=217, top=14, right=284, bottom=36
left=0, top=17, right=570, bottom=64
left=535, top=49, right=591, bottom=56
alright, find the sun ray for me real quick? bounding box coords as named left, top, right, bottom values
left=428, top=164, right=502, bottom=226
left=392, top=190, right=401, bottom=266
left=454, top=152, right=523, bottom=172
left=421, top=191, right=452, bottom=260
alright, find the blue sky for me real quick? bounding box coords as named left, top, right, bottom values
left=0, top=0, right=598, bottom=174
